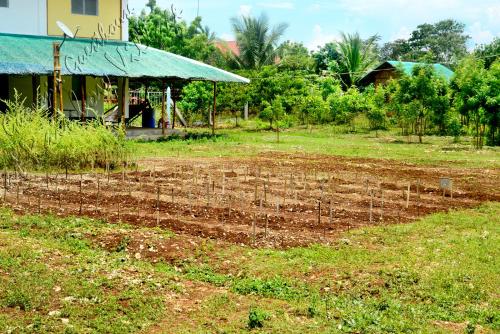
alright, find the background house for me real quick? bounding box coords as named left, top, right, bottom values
left=359, top=61, right=454, bottom=87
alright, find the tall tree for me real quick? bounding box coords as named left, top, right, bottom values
left=330, top=32, right=380, bottom=87
left=452, top=57, right=499, bottom=148
left=380, top=39, right=412, bottom=61
left=394, top=64, right=450, bottom=143
left=380, top=20, right=470, bottom=64
left=312, top=42, right=340, bottom=73
left=474, top=37, right=500, bottom=69
left=129, top=3, right=220, bottom=64
left=277, top=41, right=314, bottom=72
left=230, top=14, right=288, bottom=70
left=409, top=20, right=469, bottom=64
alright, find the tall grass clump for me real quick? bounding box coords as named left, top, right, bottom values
left=0, top=92, right=128, bottom=172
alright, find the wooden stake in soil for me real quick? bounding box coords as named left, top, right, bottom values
left=264, top=182, right=267, bottom=203
left=106, top=161, right=110, bottom=184
left=317, top=200, right=322, bottom=225
left=79, top=175, right=83, bottom=215
left=136, top=197, right=141, bottom=218
left=252, top=213, right=257, bottom=245
left=156, top=186, right=161, bottom=225
left=3, top=169, right=7, bottom=202
left=328, top=200, right=333, bottom=237
left=38, top=191, right=41, bottom=214
left=406, top=184, right=411, bottom=209
left=417, top=179, right=421, bottom=214
left=16, top=182, right=20, bottom=205
left=118, top=202, right=121, bottom=221
left=380, top=190, right=384, bottom=222
left=206, top=180, right=210, bottom=207
left=369, top=189, right=374, bottom=223
left=265, top=214, right=269, bottom=238
left=283, top=179, right=287, bottom=205
left=254, top=181, right=258, bottom=202
left=95, top=176, right=100, bottom=212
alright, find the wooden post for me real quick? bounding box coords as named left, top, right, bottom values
left=265, top=214, right=269, bottom=239
left=252, top=213, right=256, bottom=244
left=380, top=189, right=384, bottom=221
left=317, top=200, right=321, bottom=225
left=212, top=81, right=217, bottom=136
left=156, top=186, right=160, bottom=225
left=406, top=184, right=410, bottom=209
left=81, top=76, right=87, bottom=123
left=96, top=176, right=100, bottom=212
left=136, top=197, right=141, bottom=218
left=417, top=179, right=420, bottom=214
left=369, top=189, right=374, bottom=223
left=120, top=77, right=127, bottom=133
left=329, top=200, right=333, bottom=225
left=79, top=175, right=83, bottom=215
left=206, top=179, right=210, bottom=206
left=16, top=182, right=19, bottom=205
left=53, top=42, right=63, bottom=120
left=3, top=169, right=7, bottom=202
left=283, top=179, right=287, bottom=205
left=172, top=97, right=176, bottom=129
left=161, top=80, right=166, bottom=135
left=38, top=191, right=42, bottom=214
left=254, top=182, right=258, bottom=202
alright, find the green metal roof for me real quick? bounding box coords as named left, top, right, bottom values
left=387, top=61, right=454, bottom=81
left=0, top=33, right=249, bottom=83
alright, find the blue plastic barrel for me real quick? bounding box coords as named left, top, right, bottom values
left=142, top=108, right=156, bottom=128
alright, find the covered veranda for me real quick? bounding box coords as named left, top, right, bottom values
left=0, top=32, right=249, bottom=138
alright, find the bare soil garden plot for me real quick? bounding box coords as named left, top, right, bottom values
left=1, top=153, right=498, bottom=253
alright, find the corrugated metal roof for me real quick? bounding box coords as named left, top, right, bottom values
left=0, top=33, right=249, bottom=83
left=387, top=61, right=454, bottom=81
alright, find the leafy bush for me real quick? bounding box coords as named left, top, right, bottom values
left=247, top=307, right=270, bottom=329
left=0, top=92, right=128, bottom=172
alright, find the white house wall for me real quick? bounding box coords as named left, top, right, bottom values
left=0, top=0, right=47, bottom=36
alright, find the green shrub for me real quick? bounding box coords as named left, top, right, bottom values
left=0, top=92, right=128, bottom=172
left=247, top=307, right=270, bottom=329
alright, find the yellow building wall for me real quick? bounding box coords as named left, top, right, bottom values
left=47, top=0, right=123, bottom=40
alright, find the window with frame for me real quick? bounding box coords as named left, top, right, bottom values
left=0, top=0, right=9, bottom=8
left=71, top=0, right=98, bottom=16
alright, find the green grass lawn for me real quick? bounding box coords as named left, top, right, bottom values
left=128, top=125, right=500, bottom=168
left=1, top=203, right=498, bottom=333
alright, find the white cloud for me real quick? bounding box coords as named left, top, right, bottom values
left=390, top=26, right=411, bottom=41
left=257, top=2, right=295, bottom=10
left=308, top=3, right=321, bottom=11
left=239, top=4, right=252, bottom=17
left=468, top=22, right=495, bottom=48
left=486, top=4, right=500, bottom=25
left=220, top=33, right=234, bottom=41
left=307, top=24, right=338, bottom=50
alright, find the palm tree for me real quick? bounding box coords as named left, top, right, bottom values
left=333, top=32, right=380, bottom=87
left=230, top=14, right=288, bottom=70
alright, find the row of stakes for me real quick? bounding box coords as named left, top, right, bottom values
left=0, top=167, right=452, bottom=245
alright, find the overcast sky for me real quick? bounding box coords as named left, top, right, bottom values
left=128, top=0, right=500, bottom=50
